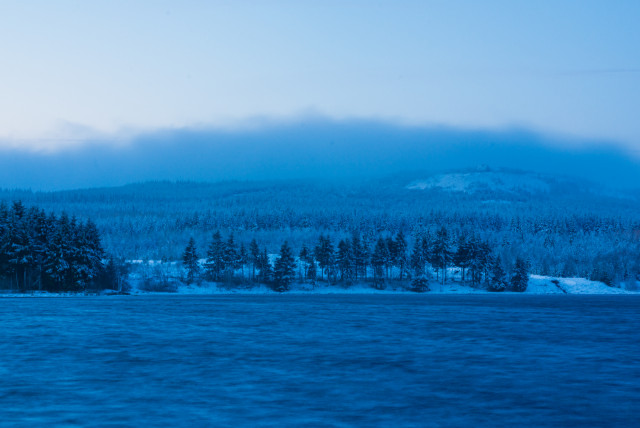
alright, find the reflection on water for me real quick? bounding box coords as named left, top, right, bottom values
left=0, top=295, right=638, bottom=427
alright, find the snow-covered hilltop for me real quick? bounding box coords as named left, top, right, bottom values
left=408, top=168, right=556, bottom=194
left=405, top=166, right=615, bottom=199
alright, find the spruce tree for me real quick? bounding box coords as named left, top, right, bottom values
left=431, top=226, right=451, bottom=285
left=223, top=233, right=238, bottom=280
left=273, top=241, right=296, bottom=292
left=182, top=237, right=200, bottom=285
left=0, top=202, right=11, bottom=279
left=238, top=243, right=247, bottom=278
left=395, top=230, right=408, bottom=280
left=45, top=213, right=72, bottom=291
left=385, top=236, right=396, bottom=279
left=454, top=234, right=471, bottom=283
left=351, top=231, right=365, bottom=281
left=510, top=257, right=529, bottom=292
left=299, top=245, right=313, bottom=281
left=307, top=257, right=317, bottom=286
left=371, top=237, right=388, bottom=284
left=249, top=238, right=260, bottom=281
left=488, top=255, right=507, bottom=292
left=337, top=238, right=354, bottom=283
left=314, top=235, right=334, bottom=281
left=411, top=275, right=430, bottom=292
left=205, top=231, right=225, bottom=281
left=257, top=248, right=273, bottom=284
left=410, top=236, right=426, bottom=278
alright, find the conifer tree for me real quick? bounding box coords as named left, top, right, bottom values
left=411, top=275, right=430, bottom=292
left=273, top=241, right=296, bottom=292
left=249, top=238, right=260, bottom=280
left=337, top=238, right=354, bottom=283
left=468, top=236, right=491, bottom=286
left=223, top=232, right=238, bottom=279
left=395, top=230, right=408, bottom=280
left=431, top=226, right=451, bottom=285
left=9, top=217, right=33, bottom=290
left=97, top=257, right=129, bottom=292
left=257, top=248, right=273, bottom=283
left=314, top=235, right=334, bottom=281
left=420, top=234, right=431, bottom=277
left=385, top=236, right=396, bottom=279
left=0, top=202, right=11, bottom=278
left=45, top=213, right=72, bottom=290
left=371, top=237, right=388, bottom=282
left=299, top=245, right=313, bottom=281
left=510, top=257, right=529, bottom=292
left=238, top=243, right=247, bottom=278
left=350, top=231, right=365, bottom=281
left=410, top=236, right=426, bottom=278
left=182, top=237, right=199, bottom=284
left=205, top=231, right=225, bottom=281
left=307, top=257, right=317, bottom=286
left=488, top=255, right=507, bottom=292
left=454, top=234, right=472, bottom=283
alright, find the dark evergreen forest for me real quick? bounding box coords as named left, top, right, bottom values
left=0, top=201, right=120, bottom=292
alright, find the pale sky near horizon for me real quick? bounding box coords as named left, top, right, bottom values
left=1, top=1, right=639, bottom=152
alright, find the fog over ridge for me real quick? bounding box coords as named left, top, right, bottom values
left=0, top=118, right=638, bottom=191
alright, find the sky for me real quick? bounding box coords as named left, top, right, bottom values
left=1, top=1, right=639, bottom=154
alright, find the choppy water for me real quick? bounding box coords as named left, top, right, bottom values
left=0, top=295, right=638, bottom=427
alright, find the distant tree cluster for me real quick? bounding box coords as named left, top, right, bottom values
left=181, top=232, right=251, bottom=282
left=181, top=227, right=531, bottom=292
left=0, top=201, right=120, bottom=292
left=182, top=231, right=298, bottom=292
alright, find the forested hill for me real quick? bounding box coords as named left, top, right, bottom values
left=0, top=168, right=639, bottom=287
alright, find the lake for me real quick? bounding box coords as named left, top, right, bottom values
left=0, top=295, right=638, bottom=427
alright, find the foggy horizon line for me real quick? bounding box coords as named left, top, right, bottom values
left=0, top=115, right=636, bottom=158
left=0, top=116, right=639, bottom=191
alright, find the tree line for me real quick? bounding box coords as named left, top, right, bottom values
left=5, top=181, right=638, bottom=288
left=182, top=227, right=530, bottom=292
left=0, top=201, right=122, bottom=292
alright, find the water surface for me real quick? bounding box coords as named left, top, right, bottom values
left=0, top=295, right=638, bottom=427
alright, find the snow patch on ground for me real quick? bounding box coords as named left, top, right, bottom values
left=527, top=275, right=631, bottom=294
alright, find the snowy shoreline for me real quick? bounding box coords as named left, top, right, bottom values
left=0, top=275, right=635, bottom=297
left=169, top=274, right=635, bottom=295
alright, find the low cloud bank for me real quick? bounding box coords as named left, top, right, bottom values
left=0, top=118, right=638, bottom=190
